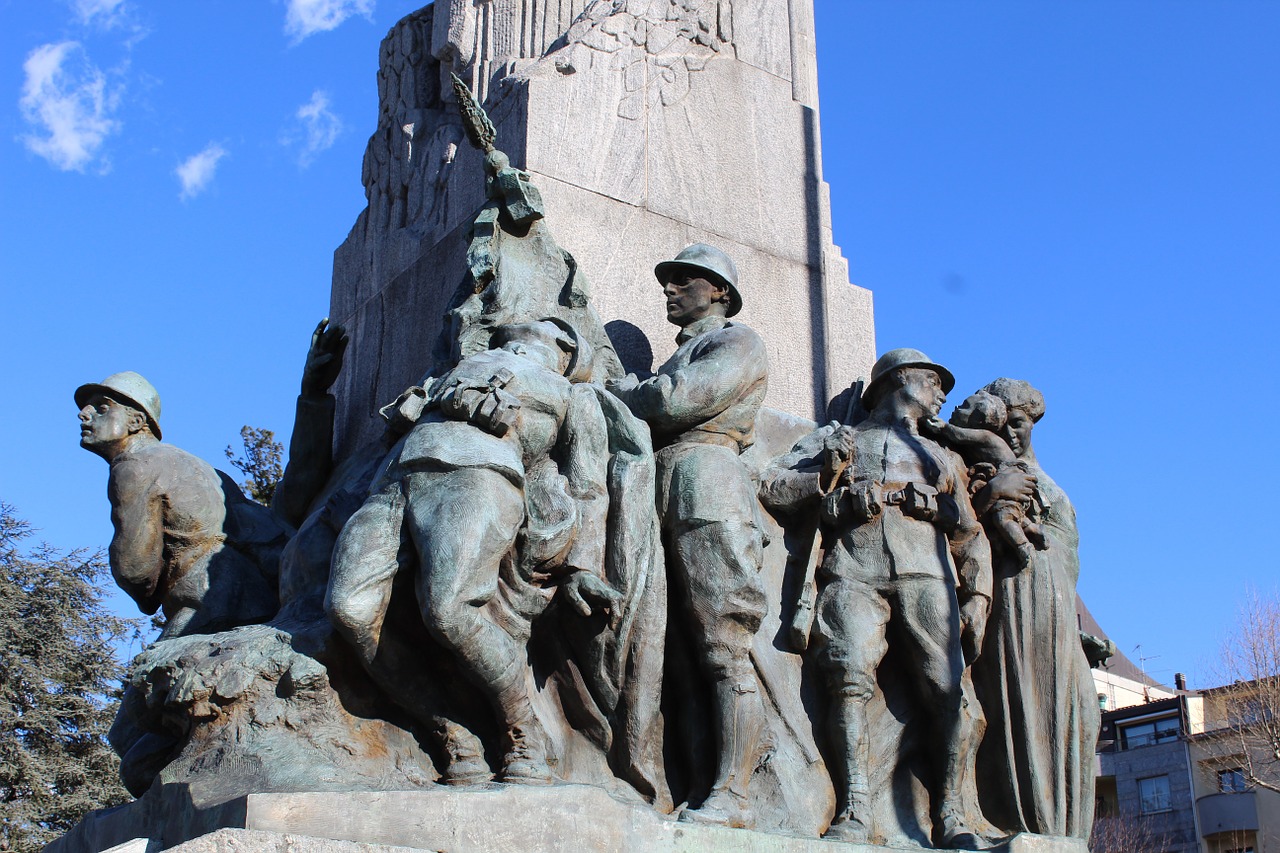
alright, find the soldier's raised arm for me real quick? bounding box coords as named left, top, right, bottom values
left=272, top=318, right=348, bottom=527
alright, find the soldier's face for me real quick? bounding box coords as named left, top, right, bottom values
left=79, top=394, right=139, bottom=457
left=901, top=368, right=947, bottom=417
left=662, top=271, right=726, bottom=327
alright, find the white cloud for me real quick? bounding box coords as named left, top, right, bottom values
left=73, top=0, right=127, bottom=28
left=175, top=143, right=227, bottom=200
left=292, top=90, right=343, bottom=167
left=19, top=41, right=121, bottom=173
left=285, top=0, right=374, bottom=43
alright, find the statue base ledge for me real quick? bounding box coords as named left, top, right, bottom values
left=49, top=784, right=1090, bottom=853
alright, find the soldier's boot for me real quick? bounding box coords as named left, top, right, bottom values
left=937, top=812, right=984, bottom=851
left=823, top=694, right=873, bottom=844
left=432, top=589, right=555, bottom=786
left=501, top=714, right=554, bottom=785
left=433, top=718, right=492, bottom=785
left=935, top=700, right=984, bottom=850
left=680, top=678, right=773, bottom=829
left=494, top=668, right=554, bottom=785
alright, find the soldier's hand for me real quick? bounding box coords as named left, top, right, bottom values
left=301, top=318, right=350, bottom=397
left=960, top=595, right=990, bottom=664
left=825, top=424, right=856, bottom=457
left=820, top=426, right=856, bottom=492
left=561, top=572, right=623, bottom=628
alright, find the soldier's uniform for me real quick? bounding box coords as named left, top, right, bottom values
left=610, top=243, right=772, bottom=826
left=810, top=350, right=992, bottom=846
left=621, top=314, right=769, bottom=684
left=327, top=330, right=608, bottom=783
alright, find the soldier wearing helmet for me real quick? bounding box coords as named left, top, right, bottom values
left=76, top=320, right=347, bottom=640
left=76, top=371, right=288, bottom=639
left=761, top=348, right=996, bottom=848
left=607, top=243, right=771, bottom=828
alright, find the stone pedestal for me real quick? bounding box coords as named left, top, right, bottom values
left=328, top=0, right=875, bottom=457
left=50, top=784, right=1089, bottom=853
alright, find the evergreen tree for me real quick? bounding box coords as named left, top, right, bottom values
left=224, top=425, right=284, bottom=506
left=0, top=502, right=140, bottom=852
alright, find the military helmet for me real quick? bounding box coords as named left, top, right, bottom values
left=861, top=348, right=955, bottom=409
left=654, top=243, right=743, bottom=317
left=74, top=371, right=163, bottom=440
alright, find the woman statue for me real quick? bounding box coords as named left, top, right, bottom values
left=970, top=378, right=1100, bottom=840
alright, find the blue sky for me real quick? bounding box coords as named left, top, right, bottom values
left=2, top=1, right=1277, bottom=688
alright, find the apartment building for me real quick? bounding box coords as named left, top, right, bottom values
left=1094, top=684, right=1280, bottom=853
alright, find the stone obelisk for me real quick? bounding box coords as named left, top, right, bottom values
left=329, top=0, right=875, bottom=455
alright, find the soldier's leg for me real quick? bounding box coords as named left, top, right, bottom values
left=326, top=484, right=407, bottom=661
left=894, top=576, right=983, bottom=848
left=812, top=577, right=892, bottom=843
left=403, top=469, right=548, bottom=782
left=670, top=517, right=771, bottom=827
left=160, top=541, right=275, bottom=638
left=327, top=483, right=490, bottom=783
left=662, top=446, right=772, bottom=827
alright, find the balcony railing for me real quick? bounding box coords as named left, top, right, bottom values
left=1121, top=728, right=1181, bottom=749
left=1195, top=791, right=1259, bottom=837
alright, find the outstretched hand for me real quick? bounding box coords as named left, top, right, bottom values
left=561, top=572, right=623, bottom=628
left=919, top=415, right=947, bottom=436
left=301, top=318, right=350, bottom=397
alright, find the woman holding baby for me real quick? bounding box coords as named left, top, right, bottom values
left=961, top=378, right=1100, bottom=841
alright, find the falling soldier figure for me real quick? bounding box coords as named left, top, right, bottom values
left=607, top=243, right=772, bottom=829
left=327, top=319, right=621, bottom=785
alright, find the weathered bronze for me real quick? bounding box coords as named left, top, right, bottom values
left=76, top=371, right=288, bottom=640
left=67, top=58, right=1098, bottom=853
left=607, top=243, right=771, bottom=829
left=961, top=379, right=1101, bottom=840
left=761, top=349, right=994, bottom=848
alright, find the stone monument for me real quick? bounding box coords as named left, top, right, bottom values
left=329, top=0, right=875, bottom=457
left=50, top=3, right=1102, bottom=852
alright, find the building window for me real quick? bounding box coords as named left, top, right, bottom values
left=1120, top=715, right=1180, bottom=749
left=1218, top=768, right=1248, bottom=793
left=1138, top=775, right=1172, bottom=814
left=1228, top=697, right=1267, bottom=726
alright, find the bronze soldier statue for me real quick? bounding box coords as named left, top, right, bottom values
left=608, top=244, right=772, bottom=828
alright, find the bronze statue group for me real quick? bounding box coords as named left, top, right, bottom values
left=77, top=134, right=1100, bottom=850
